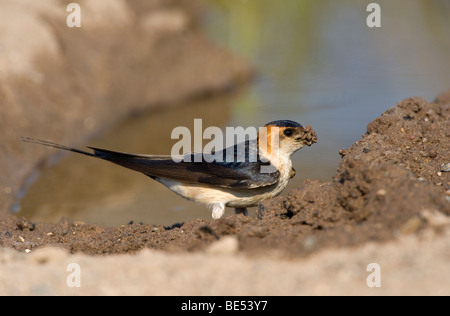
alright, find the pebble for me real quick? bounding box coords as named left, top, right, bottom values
left=18, top=236, right=25, bottom=243
left=400, top=216, right=423, bottom=235
left=206, top=236, right=239, bottom=255
left=441, top=163, right=450, bottom=172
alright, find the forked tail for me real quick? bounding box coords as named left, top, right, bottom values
left=21, top=137, right=96, bottom=157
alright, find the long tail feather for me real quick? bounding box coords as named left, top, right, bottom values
left=21, top=137, right=95, bottom=157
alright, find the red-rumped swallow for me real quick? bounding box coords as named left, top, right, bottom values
left=23, top=120, right=317, bottom=219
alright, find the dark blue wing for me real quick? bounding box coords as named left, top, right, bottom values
left=23, top=137, right=280, bottom=189
left=90, top=141, right=280, bottom=189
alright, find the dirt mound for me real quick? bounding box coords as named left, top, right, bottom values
left=2, top=93, right=448, bottom=257
left=339, top=96, right=449, bottom=190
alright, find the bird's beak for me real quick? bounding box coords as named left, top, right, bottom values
left=296, top=125, right=317, bottom=146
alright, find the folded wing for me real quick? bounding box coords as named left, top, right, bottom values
left=22, top=137, right=280, bottom=190
left=89, top=145, right=280, bottom=190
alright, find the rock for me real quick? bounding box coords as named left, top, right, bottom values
left=0, top=0, right=61, bottom=79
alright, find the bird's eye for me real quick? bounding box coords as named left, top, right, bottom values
left=283, top=129, right=294, bottom=137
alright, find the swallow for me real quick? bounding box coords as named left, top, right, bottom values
left=22, top=120, right=317, bottom=219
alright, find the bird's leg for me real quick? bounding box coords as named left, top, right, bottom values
left=211, top=203, right=225, bottom=219
left=234, top=207, right=248, bottom=216
left=257, top=204, right=265, bottom=220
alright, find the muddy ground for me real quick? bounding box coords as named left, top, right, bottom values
left=1, top=92, right=449, bottom=259
left=1, top=91, right=449, bottom=296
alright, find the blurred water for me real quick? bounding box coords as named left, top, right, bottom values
left=18, top=0, right=450, bottom=226
left=205, top=0, right=450, bottom=182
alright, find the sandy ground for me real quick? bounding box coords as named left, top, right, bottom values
left=0, top=0, right=449, bottom=296
left=1, top=225, right=450, bottom=296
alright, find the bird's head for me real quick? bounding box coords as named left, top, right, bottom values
left=258, top=120, right=317, bottom=158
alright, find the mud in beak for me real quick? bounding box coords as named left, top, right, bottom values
left=296, top=125, right=317, bottom=146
